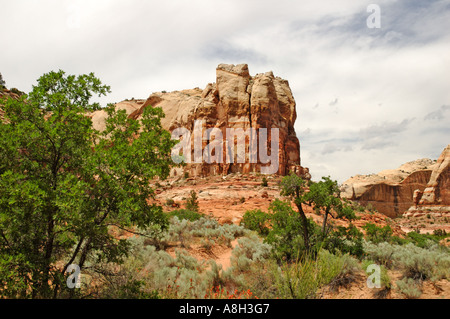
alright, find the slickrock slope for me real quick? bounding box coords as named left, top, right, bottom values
left=91, top=64, right=309, bottom=179
left=341, top=158, right=437, bottom=218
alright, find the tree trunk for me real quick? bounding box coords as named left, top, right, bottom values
left=295, top=202, right=310, bottom=254
left=322, top=209, right=329, bottom=238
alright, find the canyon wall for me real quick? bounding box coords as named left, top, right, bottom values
left=341, top=145, right=450, bottom=218
left=92, top=64, right=309, bottom=178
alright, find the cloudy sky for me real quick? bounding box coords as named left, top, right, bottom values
left=1, top=0, right=449, bottom=183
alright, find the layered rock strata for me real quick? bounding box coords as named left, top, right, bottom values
left=92, top=64, right=309, bottom=178
left=404, top=144, right=450, bottom=217
left=341, top=158, right=437, bottom=218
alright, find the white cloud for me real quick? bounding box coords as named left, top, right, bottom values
left=1, top=0, right=449, bottom=183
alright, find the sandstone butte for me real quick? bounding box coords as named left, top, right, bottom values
left=90, top=63, right=310, bottom=179
left=341, top=144, right=450, bottom=218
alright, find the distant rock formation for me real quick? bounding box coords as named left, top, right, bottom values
left=404, top=144, right=450, bottom=217
left=91, top=64, right=309, bottom=178
left=341, top=158, right=438, bottom=218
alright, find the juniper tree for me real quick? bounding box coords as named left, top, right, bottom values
left=0, top=70, right=176, bottom=298
left=0, top=73, right=5, bottom=89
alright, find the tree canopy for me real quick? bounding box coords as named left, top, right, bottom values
left=0, top=70, right=176, bottom=298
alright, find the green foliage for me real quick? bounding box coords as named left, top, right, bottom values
left=185, top=190, right=199, bottom=212
left=240, top=209, right=270, bottom=237
left=433, top=229, right=447, bottom=237
left=362, top=260, right=391, bottom=291
left=279, top=173, right=308, bottom=200
left=167, top=209, right=203, bottom=222
left=278, top=174, right=360, bottom=258
left=0, top=70, right=176, bottom=298
left=362, top=223, right=393, bottom=244
left=396, top=277, right=422, bottom=299
left=273, top=250, right=360, bottom=299
left=165, top=198, right=175, bottom=206
left=228, top=234, right=272, bottom=272
left=405, top=231, right=447, bottom=248
left=363, top=241, right=396, bottom=269
left=92, top=216, right=255, bottom=299
left=264, top=200, right=322, bottom=262
left=324, top=224, right=365, bottom=258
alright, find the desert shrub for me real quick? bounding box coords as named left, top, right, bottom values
left=207, top=233, right=276, bottom=298
left=125, top=240, right=216, bottom=298
left=185, top=190, right=199, bottom=212
left=228, top=234, right=272, bottom=272
left=240, top=209, right=270, bottom=236
left=261, top=177, right=268, bottom=187
left=272, top=250, right=360, bottom=299
left=167, top=217, right=195, bottom=248
left=364, top=241, right=450, bottom=281
left=396, top=277, right=422, bottom=299
left=135, top=223, right=172, bottom=250
left=406, top=231, right=443, bottom=248
left=190, top=217, right=247, bottom=242
left=322, top=251, right=361, bottom=293
left=362, top=260, right=392, bottom=298
left=365, top=203, right=377, bottom=213
left=363, top=241, right=396, bottom=268
left=324, top=224, right=365, bottom=259
left=165, top=198, right=175, bottom=206
left=392, top=243, right=450, bottom=281
left=272, top=255, right=320, bottom=299
left=363, top=223, right=393, bottom=244
left=200, top=238, right=215, bottom=251
left=433, top=229, right=447, bottom=237
left=168, top=209, right=202, bottom=221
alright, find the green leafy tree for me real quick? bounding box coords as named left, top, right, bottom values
left=240, top=209, right=271, bottom=237
left=363, top=223, right=393, bottom=244
left=0, top=70, right=176, bottom=298
left=306, top=176, right=356, bottom=238
left=265, top=200, right=320, bottom=262
left=279, top=174, right=312, bottom=253
left=324, top=224, right=365, bottom=258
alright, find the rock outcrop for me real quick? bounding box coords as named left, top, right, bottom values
left=404, top=144, right=450, bottom=217
left=341, top=158, right=437, bottom=218
left=92, top=64, right=309, bottom=178
left=0, top=88, right=23, bottom=121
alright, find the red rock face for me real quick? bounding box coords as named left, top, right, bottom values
left=341, top=145, right=450, bottom=218
left=115, top=64, right=309, bottom=179
left=405, top=144, right=450, bottom=217
left=356, top=170, right=433, bottom=218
